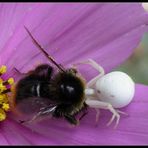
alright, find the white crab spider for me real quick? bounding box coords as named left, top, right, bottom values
left=73, top=59, right=135, bottom=128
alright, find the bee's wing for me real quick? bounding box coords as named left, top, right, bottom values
left=12, top=96, right=58, bottom=123
left=21, top=105, right=57, bottom=124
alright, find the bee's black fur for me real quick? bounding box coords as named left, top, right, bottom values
left=15, top=64, right=53, bottom=103
left=15, top=64, right=87, bottom=125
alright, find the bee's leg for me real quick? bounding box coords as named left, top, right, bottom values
left=79, top=102, right=88, bottom=120
left=86, top=99, right=122, bottom=129
left=79, top=111, right=88, bottom=121
left=73, top=59, right=105, bottom=87
left=64, top=114, right=79, bottom=125
left=19, top=120, right=24, bottom=124
left=18, top=119, right=31, bottom=124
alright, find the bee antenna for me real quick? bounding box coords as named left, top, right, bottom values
left=24, top=26, right=65, bottom=72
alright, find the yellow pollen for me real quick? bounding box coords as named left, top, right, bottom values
left=0, top=66, right=7, bottom=75
left=0, top=94, right=8, bottom=103
left=2, top=103, right=10, bottom=111
left=8, top=78, right=14, bottom=85
left=0, top=65, right=14, bottom=122
left=0, top=108, right=6, bottom=121
left=0, top=83, right=7, bottom=93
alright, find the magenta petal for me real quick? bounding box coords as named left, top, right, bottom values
left=0, top=133, right=9, bottom=145
left=0, top=3, right=148, bottom=79
left=0, top=3, right=34, bottom=52
left=0, top=118, right=57, bottom=145
left=3, top=84, right=146, bottom=145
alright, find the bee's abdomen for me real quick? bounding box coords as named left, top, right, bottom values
left=15, top=80, right=39, bottom=102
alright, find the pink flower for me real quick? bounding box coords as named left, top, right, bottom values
left=0, top=3, right=148, bottom=145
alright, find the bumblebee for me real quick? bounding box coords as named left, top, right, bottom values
left=10, top=27, right=88, bottom=125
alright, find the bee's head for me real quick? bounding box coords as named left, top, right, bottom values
left=51, top=68, right=86, bottom=105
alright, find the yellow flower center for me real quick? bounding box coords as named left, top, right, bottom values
left=0, top=65, right=14, bottom=121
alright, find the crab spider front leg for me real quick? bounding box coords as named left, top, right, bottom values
left=86, top=99, right=123, bottom=129
left=72, top=59, right=105, bottom=88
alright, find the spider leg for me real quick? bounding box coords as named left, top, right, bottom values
left=79, top=103, right=88, bottom=121
left=95, top=108, right=100, bottom=125
left=116, top=109, right=128, bottom=116
left=79, top=111, right=88, bottom=120
left=86, top=99, right=121, bottom=128
left=72, top=59, right=105, bottom=87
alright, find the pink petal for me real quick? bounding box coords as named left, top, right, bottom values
left=0, top=3, right=34, bottom=52
left=0, top=3, right=148, bottom=81
left=1, top=118, right=56, bottom=145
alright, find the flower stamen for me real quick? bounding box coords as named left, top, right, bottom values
left=0, top=65, right=7, bottom=76
left=1, top=88, right=11, bottom=94
left=2, top=78, right=14, bottom=86
left=0, top=65, right=14, bottom=121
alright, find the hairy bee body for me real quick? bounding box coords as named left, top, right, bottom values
left=14, top=64, right=87, bottom=125
left=15, top=64, right=53, bottom=102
